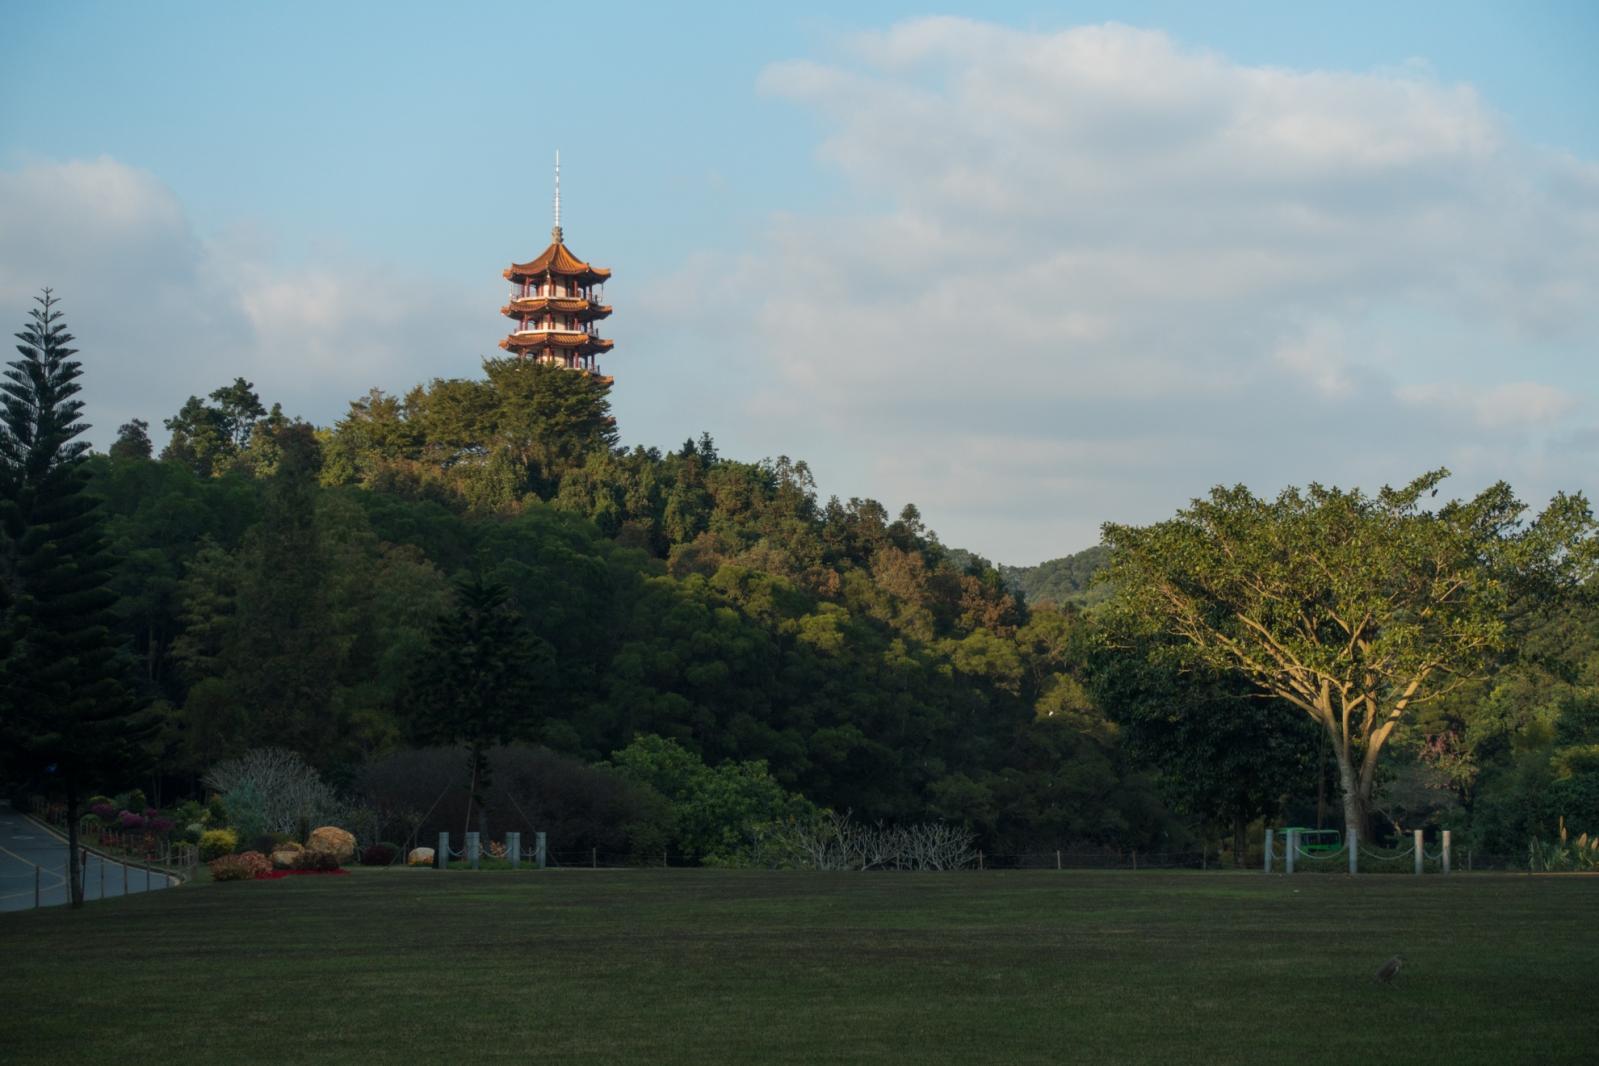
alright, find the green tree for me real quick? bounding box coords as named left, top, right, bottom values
left=405, top=576, right=554, bottom=835
left=1087, top=633, right=1319, bottom=862
left=1103, top=470, right=1596, bottom=839
left=108, top=419, right=152, bottom=460
left=0, top=291, right=155, bottom=907
left=160, top=378, right=266, bottom=477
left=223, top=423, right=342, bottom=754
left=610, top=734, right=816, bottom=863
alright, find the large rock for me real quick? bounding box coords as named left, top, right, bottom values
left=271, top=842, right=305, bottom=869
left=307, top=826, right=356, bottom=864
left=407, top=847, right=435, bottom=866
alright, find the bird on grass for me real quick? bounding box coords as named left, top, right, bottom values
left=1374, top=955, right=1405, bottom=984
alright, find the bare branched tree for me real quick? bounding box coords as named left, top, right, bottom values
left=768, top=811, right=976, bottom=871
left=204, top=747, right=346, bottom=835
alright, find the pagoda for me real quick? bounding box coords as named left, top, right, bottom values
left=499, top=153, right=614, bottom=382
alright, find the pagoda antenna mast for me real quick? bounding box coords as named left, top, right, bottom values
left=552, top=149, right=562, bottom=242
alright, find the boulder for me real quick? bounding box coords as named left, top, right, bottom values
left=271, top=842, right=305, bottom=869
left=407, top=847, right=436, bottom=866
left=307, top=826, right=356, bottom=864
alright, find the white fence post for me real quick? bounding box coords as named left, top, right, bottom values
left=466, top=832, right=480, bottom=870
left=437, top=832, right=448, bottom=870
left=1414, top=829, right=1424, bottom=876
left=1264, top=829, right=1274, bottom=874
left=1442, top=830, right=1452, bottom=875
left=1285, top=829, right=1296, bottom=875
left=1348, top=829, right=1358, bottom=875
left=508, top=831, right=521, bottom=870
left=535, top=832, right=546, bottom=870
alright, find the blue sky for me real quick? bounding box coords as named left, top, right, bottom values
left=3, top=2, right=1597, bottom=563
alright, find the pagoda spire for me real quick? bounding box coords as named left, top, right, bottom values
left=552, top=149, right=562, bottom=244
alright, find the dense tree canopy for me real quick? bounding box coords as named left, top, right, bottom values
left=1103, top=471, right=1597, bottom=839
left=23, top=335, right=1592, bottom=866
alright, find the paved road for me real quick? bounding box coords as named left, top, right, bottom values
left=0, top=805, right=175, bottom=912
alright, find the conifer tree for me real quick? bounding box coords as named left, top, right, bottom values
left=405, top=576, right=553, bottom=835
left=0, top=290, right=154, bottom=908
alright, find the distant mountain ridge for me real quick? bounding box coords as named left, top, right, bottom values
left=998, top=545, right=1112, bottom=607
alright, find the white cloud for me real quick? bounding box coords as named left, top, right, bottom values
left=0, top=157, right=484, bottom=447
left=662, top=18, right=1599, bottom=562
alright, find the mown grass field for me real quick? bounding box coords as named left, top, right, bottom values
left=1, top=868, right=1595, bottom=1064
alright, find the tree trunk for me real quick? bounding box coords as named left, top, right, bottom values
left=1335, top=752, right=1367, bottom=843
left=66, top=785, right=84, bottom=909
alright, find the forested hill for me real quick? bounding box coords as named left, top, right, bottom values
left=999, top=546, right=1111, bottom=607
left=88, top=363, right=1178, bottom=855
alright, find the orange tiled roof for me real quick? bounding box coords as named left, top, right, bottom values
left=504, top=240, right=612, bottom=282
left=499, top=332, right=615, bottom=352
left=501, top=296, right=613, bottom=319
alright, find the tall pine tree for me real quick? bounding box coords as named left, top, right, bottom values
left=406, top=576, right=553, bottom=836
left=0, top=290, right=154, bottom=908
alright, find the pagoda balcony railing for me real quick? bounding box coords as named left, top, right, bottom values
left=511, top=327, right=601, bottom=337
left=509, top=290, right=600, bottom=301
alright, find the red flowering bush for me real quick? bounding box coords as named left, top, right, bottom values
left=237, top=851, right=271, bottom=875
left=210, top=851, right=271, bottom=881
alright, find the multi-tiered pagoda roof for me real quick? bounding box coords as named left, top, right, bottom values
left=499, top=155, right=614, bottom=382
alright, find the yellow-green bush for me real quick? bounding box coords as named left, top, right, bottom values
left=199, top=828, right=239, bottom=861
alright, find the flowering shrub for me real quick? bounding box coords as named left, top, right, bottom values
left=486, top=840, right=508, bottom=859
left=149, top=816, right=175, bottom=835
left=199, top=828, right=239, bottom=861
left=238, top=851, right=272, bottom=875
left=299, top=848, right=341, bottom=872
left=118, top=810, right=146, bottom=830
left=360, top=842, right=399, bottom=866
left=89, top=802, right=116, bottom=821
left=208, top=854, right=256, bottom=882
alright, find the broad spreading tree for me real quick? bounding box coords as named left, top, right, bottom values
left=1102, top=470, right=1596, bottom=840
left=0, top=290, right=154, bottom=907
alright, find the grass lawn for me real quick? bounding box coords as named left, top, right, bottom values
left=1, top=868, right=1595, bottom=1064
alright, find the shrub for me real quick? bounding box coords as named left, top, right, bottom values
left=148, top=817, right=175, bottom=835
left=360, top=842, right=399, bottom=866
left=181, top=822, right=205, bottom=845
left=208, top=854, right=257, bottom=881
left=239, top=851, right=272, bottom=876
left=117, top=810, right=146, bottom=830
left=299, top=848, right=341, bottom=871
left=199, top=828, right=239, bottom=861
left=223, top=781, right=269, bottom=842
left=89, top=802, right=116, bottom=821
left=205, top=795, right=228, bottom=827
left=173, top=799, right=206, bottom=827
